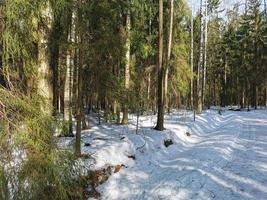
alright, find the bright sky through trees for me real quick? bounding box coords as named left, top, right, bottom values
left=188, top=0, right=238, bottom=15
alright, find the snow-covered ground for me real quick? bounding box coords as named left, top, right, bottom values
left=60, top=109, right=267, bottom=200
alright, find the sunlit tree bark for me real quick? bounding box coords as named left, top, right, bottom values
left=164, top=0, right=174, bottom=113
left=122, top=7, right=131, bottom=125
left=37, top=2, right=53, bottom=115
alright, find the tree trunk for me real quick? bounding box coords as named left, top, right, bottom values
left=37, top=2, right=53, bottom=115
left=255, top=85, right=258, bottom=109
left=51, top=36, right=59, bottom=116
left=155, top=0, right=164, bottom=131
left=122, top=8, right=131, bottom=125
left=164, top=0, right=174, bottom=113
left=223, top=58, right=227, bottom=107
left=254, top=8, right=259, bottom=109
left=64, top=12, right=75, bottom=135
left=202, top=0, right=208, bottom=108
left=72, top=38, right=79, bottom=117
left=190, top=9, right=194, bottom=109
left=75, top=3, right=83, bottom=157
left=113, top=100, right=120, bottom=123
left=147, top=71, right=151, bottom=112
left=82, top=99, right=88, bottom=129
left=242, top=85, right=245, bottom=108
left=75, top=59, right=82, bottom=156
left=247, top=78, right=250, bottom=110
left=197, top=0, right=204, bottom=113
left=49, top=16, right=63, bottom=117
left=153, top=87, right=157, bottom=115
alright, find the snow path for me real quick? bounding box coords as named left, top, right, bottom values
left=62, top=110, right=267, bottom=200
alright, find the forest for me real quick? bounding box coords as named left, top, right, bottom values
left=0, top=0, right=267, bottom=199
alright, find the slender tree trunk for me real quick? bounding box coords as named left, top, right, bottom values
left=242, top=85, right=245, bottom=108
left=242, top=4, right=248, bottom=108
left=213, top=77, right=216, bottom=106
left=51, top=35, right=60, bottom=116
left=153, top=87, right=157, bottom=115
left=115, top=62, right=121, bottom=124
left=254, top=8, right=259, bottom=109
left=64, top=12, right=75, bottom=136
left=50, top=18, right=65, bottom=117
left=197, top=0, right=204, bottom=113
left=255, top=86, right=258, bottom=109
left=147, top=71, right=151, bottom=111
left=75, top=3, right=83, bottom=157
left=97, top=97, right=101, bottom=125
left=136, top=111, right=139, bottom=134
left=190, top=9, right=194, bottom=109
left=223, top=59, right=227, bottom=107
left=202, top=0, right=208, bottom=108
left=164, top=0, right=174, bottom=113
left=247, top=78, right=250, bottom=110
left=208, top=78, right=211, bottom=108
left=75, top=59, right=82, bottom=156
left=122, top=8, right=131, bottom=125
left=113, top=100, right=117, bottom=121
left=155, top=0, right=164, bottom=131
left=72, top=46, right=78, bottom=116
left=82, top=98, right=88, bottom=129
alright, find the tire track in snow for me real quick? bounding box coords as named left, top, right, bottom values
left=216, top=113, right=267, bottom=199
left=176, top=113, right=248, bottom=199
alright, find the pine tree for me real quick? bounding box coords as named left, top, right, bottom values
left=155, top=0, right=165, bottom=131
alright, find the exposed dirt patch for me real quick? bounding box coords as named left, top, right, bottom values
left=83, top=164, right=127, bottom=199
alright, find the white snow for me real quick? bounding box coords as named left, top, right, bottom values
left=62, top=109, right=267, bottom=200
